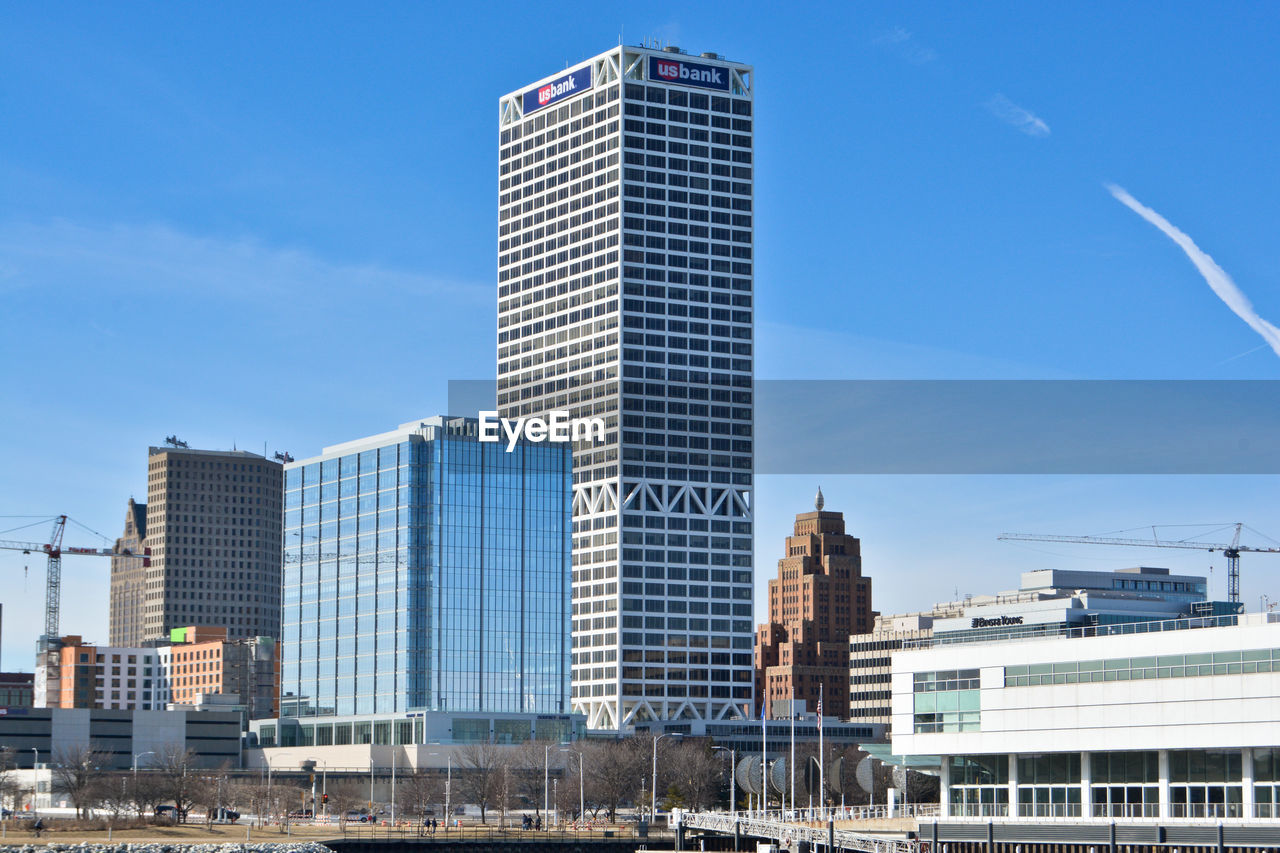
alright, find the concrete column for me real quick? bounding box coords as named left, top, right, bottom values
left=1242, top=747, right=1255, bottom=819
left=1158, top=750, right=1171, bottom=820
left=1008, top=753, right=1018, bottom=818
left=1081, top=752, right=1092, bottom=819
left=940, top=755, right=952, bottom=818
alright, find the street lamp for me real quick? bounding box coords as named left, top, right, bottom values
left=30, top=749, right=38, bottom=815
left=132, top=751, right=155, bottom=817
left=576, top=749, right=584, bottom=825
left=712, top=746, right=736, bottom=817
left=543, top=745, right=574, bottom=826
left=426, top=750, right=452, bottom=828
left=651, top=733, right=682, bottom=820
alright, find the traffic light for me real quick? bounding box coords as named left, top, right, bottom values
left=322, top=794, right=329, bottom=805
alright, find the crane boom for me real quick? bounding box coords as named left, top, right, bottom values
left=1, top=515, right=149, bottom=638
left=998, top=524, right=1280, bottom=605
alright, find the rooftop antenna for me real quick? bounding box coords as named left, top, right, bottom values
left=164, top=435, right=189, bottom=449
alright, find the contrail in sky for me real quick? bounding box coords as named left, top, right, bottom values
left=1106, top=184, right=1280, bottom=359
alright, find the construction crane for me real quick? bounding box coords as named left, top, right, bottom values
left=998, top=523, right=1280, bottom=604
left=0, top=515, right=150, bottom=637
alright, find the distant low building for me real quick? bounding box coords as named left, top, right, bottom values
left=33, top=627, right=277, bottom=726
left=158, top=626, right=279, bottom=720
left=0, top=671, right=34, bottom=708
left=0, top=706, right=242, bottom=770
left=34, top=636, right=164, bottom=710
left=849, top=566, right=1229, bottom=731
left=888, top=611, right=1280, bottom=821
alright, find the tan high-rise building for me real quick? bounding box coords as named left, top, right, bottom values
left=109, top=499, right=147, bottom=646
left=108, top=446, right=283, bottom=646
left=755, top=488, right=872, bottom=720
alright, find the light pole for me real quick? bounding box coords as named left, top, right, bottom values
left=577, top=750, right=584, bottom=824
left=712, top=746, right=736, bottom=816
left=651, top=733, right=681, bottom=820
left=391, top=748, right=397, bottom=825
left=553, top=779, right=558, bottom=827
left=426, top=750, right=452, bottom=828
left=30, top=749, right=38, bottom=815
left=132, top=751, right=154, bottom=816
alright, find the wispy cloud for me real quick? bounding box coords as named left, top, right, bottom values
left=1107, top=184, right=1280, bottom=359
left=875, top=27, right=938, bottom=65
left=0, top=220, right=488, bottom=305
left=986, top=94, right=1050, bottom=137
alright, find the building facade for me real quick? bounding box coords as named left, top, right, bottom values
left=34, top=636, right=163, bottom=710
left=279, top=416, right=571, bottom=724
left=849, top=567, right=1218, bottom=731
left=848, top=612, right=947, bottom=727
left=890, top=612, right=1280, bottom=821
left=756, top=491, right=871, bottom=720
left=158, top=626, right=279, bottom=719
left=109, top=446, right=283, bottom=646
left=0, top=707, right=241, bottom=770
left=31, top=629, right=276, bottom=720
left=0, top=672, right=34, bottom=708
left=108, top=499, right=147, bottom=646
left=923, top=566, right=1216, bottom=647
left=498, top=45, right=756, bottom=729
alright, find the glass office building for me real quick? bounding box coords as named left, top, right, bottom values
left=280, top=416, right=571, bottom=719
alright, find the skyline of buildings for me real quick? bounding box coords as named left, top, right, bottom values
left=498, top=44, right=757, bottom=731
left=1, top=43, right=1275, bottom=834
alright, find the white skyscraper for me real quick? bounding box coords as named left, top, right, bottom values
left=498, top=45, right=755, bottom=729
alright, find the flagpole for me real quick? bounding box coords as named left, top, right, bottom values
left=789, top=682, right=795, bottom=819
left=761, top=693, right=767, bottom=817
left=818, top=681, right=825, bottom=820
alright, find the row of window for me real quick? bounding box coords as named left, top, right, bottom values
left=1005, top=647, right=1280, bottom=686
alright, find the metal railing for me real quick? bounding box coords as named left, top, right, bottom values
left=332, top=822, right=666, bottom=842
left=707, top=804, right=938, bottom=824
left=680, top=811, right=921, bottom=853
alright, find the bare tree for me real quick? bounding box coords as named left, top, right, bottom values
left=395, top=769, right=443, bottom=823
left=92, top=772, right=135, bottom=819
left=51, top=744, right=109, bottom=818
left=0, top=748, right=21, bottom=814
left=507, top=741, right=547, bottom=816
left=152, top=744, right=208, bottom=822
left=583, top=739, right=646, bottom=821
left=454, top=742, right=507, bottom=824
left=328, top=779, right=371, bottom=817
left=129, top=771, right=167, bottom=818
left=665, top=741, right=722, bottom=812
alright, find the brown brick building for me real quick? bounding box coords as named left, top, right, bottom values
left=755, top=488, right=872, bottom=720
left=108, top=446, right=283, bottom=646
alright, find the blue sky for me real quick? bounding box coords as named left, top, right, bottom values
left=3, top=2, right=1279, bottom=670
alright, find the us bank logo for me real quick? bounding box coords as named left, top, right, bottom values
left=521, top=66, right=591, bottom=115
left=648, top=56, right=730, bottom=91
